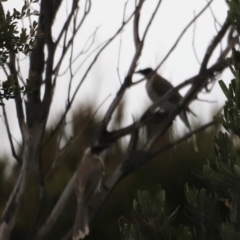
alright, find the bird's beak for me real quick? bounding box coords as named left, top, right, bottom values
left=134, top=70, right=141, bottom=74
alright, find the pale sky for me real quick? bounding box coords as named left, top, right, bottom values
left=0, top=0, right=231, bottom=160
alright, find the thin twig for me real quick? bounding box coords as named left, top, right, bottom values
left=50, top=3, right=141, bottom=145
left=53, top=0, right=90, bottom=75
left=156, top=0, right=214, bottom=71
left=117, top=31, right=123, bottom=85
left=206, top=0, right=221, bottom=29
left=199, top=18, right=229, bottom=74
left=1, top=102, right=22, bottom=164
left=192, top=11, right=201, bottom=64
left=151, top=120, right=216, bottom=157
left=56, top=36, right=103, bottom=77
left=142, top=0, right=162, bottom=41
left=67, top=6, right=78, bottom=104
left=45, top=94, right=111, bottom=179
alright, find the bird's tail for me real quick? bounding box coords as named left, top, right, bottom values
left=72, top=201, right=89, bottom=240
left=179, top=111, right=198, bottom=152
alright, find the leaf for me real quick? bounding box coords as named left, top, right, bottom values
left=233, top=164, right=240, bottom=179
left=219, top=80, right=230, bottom=99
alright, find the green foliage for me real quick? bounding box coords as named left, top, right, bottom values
left=0, top=75, right=33, bottom=101
left=0, top=0, right=38, bottom=104
left=215, top=51, right=240, bottom=136
left=170, top=225, right=193, bottom=240
left=119, top=186, right=186, bottom=240
left=221, top=223, right=240, bottom=240
left=184, top=185, right=218, bottom=225
left=0, top=0, right=38, bottom=62
left=227, top=0, right=240, bottom=35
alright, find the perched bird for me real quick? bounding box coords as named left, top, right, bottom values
left=72, top=148, right=104, bottom=240
left=135, top=67, right=197, bottom=151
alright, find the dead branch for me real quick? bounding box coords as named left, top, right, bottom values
left=1, top=103, right=22, bottom=164
left=156, top=0, right=214, bottom=70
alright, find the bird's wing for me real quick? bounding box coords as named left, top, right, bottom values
left=75, top=155, right=103, bottom=203
left=151, top=75, right=182, bottom=105
left=84, top=157, right=103, bottom=203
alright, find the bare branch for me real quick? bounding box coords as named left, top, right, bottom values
left=101, top=1, right=157, bottom=130
left=142, top=0, right=162, bottom=42
left=67, top=7, right=78, bottom=104
left=117, top=33, right=123, bottom=85
left=192, top=11, right=201, bottom=65
left=36, top=174, right=76, bottom=240
left=50, top=4, right=142, bottom=148
left=133, top=0, right=142, bottom=48
left=8, top=52, right=25, bottom=140
left=199, top=19, right=230, bottom=74
left=69, top=8, right=138, bottom=104
left=156, top=0, right=214, bottom=70
left=53, top=0, right=91, bottom=76
left=1, top=103, right=22, bottom=164
left=151, top=120, right=216, bottom=157
left=217, top=31, right=239, bottom=63
left=46, top=94, right=110, bottom=178
left=56, top=27, right=100, bottom=77
left=206, top=0, right=222, bottom=29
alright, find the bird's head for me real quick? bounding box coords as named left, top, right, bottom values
left=135, top=68, right=154, bottom=77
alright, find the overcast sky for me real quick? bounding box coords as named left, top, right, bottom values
left=0, top=0, right=231, bottom=160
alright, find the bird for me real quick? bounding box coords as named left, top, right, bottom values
left=135, top=67, right=198, bottom=151
left=72, top=148, right=104, bottom=240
